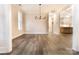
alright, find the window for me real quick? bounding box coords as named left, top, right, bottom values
left=18, top=11, right=22, bottom=31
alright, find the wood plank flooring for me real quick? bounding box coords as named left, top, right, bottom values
left=10, top=34, right=73, bottom=55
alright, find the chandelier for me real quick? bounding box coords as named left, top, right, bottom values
left=35, top=4, right=47, bottom=20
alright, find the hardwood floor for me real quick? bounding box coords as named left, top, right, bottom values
left=9, top=34, right=73, bottom=55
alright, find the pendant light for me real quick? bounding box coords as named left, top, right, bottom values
left=35, top=4, right=47, bottom=20
left=39, top=4, right=41, bottom=19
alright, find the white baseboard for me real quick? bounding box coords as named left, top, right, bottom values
left=25, top=32, right=48, bottom=34
left=12, top=33, right=25, bottom=39
left=72, top=48, right=79, bottom=52
left=0, top=47, right=12, bottom=53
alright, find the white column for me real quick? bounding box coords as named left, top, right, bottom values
left=72, top=4, right=79, bottom=51
left=0, top=5, right=12, bottom=53
left=53, top=13, right=60, bottom=34
left=48, top=13, right=53, bottom=33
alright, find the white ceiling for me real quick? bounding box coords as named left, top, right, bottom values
left=21, top=4, right=71, bottom=15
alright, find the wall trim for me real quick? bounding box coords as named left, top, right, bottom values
left=12, top=33, right=25, bottom=39
left=25, top=32, right=48, bottom=34
left=0, top=47, right=11, bottom=53
left=72, top=48, right=79, bottom=52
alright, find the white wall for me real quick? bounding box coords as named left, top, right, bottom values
left=11, top=5, right=26, bottom=39
left=72, top=4, right=79, bottom=51
left=0, top=5, right=12, bottom=53
left=26, top=14, right=48, bottom=34
left=48, top=13, right=53, bottom=33
left=53, top=12, right=60, bottom=34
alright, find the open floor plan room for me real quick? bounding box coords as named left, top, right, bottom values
left=0, top=4, right=79, bottom=55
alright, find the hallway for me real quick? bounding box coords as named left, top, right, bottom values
left=10, top=34, right=72, bottom=55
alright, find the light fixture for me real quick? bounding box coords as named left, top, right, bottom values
left=35, top=4, right=47, bottom=20
left=18, top=4, right=22, bottom=6
left=39, top=4, right=41, bottom=19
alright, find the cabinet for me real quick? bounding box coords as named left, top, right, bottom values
left=60, top=27, right=72, bottom=34
left=60, top=14, right=72, bottom=34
